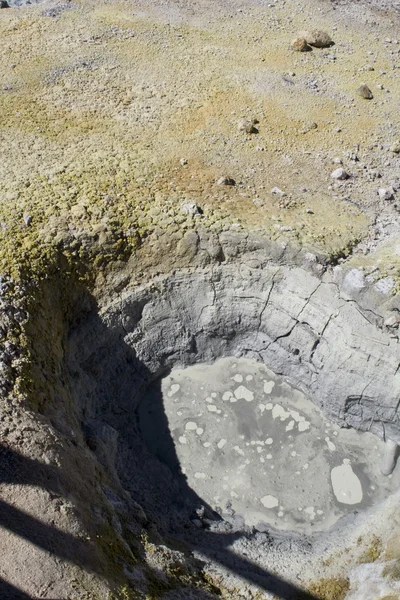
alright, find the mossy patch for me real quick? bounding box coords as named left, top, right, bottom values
left=302, top=578, right=350, bottom=600
left=383, top=560, right=400, bottom=581
left=358, top=534, right=383, bottom=564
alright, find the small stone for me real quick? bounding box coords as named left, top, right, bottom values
left=291, top=38, right=310, bottom=52
left=298, top=29, right=333, bottom=48
left=378, top=188, right=394, bottom=201
left=306, top=208, right=314, bottom=214
left=368, top=170, right=381, bottom=180
left=333, top=157, right=343, bottom=164
left=271, top=187, right=286, bottom=196
left=238, top=118, right=258, bottom=134
left=391, top=179, right=400, bottom=192
left=217, top=176, right=236, bottom=186
left=331, top=168, right=349, bottom=180
left=191, top=519, right=203, bottom=528
left=384, top=314, right=400, bottom=328
left=356, top=84, right=373, bottom=99
left=389, top=141, right=400, bottom=153
left=181, top=202, right=202, bottom=215
left=180, top=158, right=188, bottom=166
left=301, top=121, right=318, bottom=134
left=23, top=214, right=32, bottom=226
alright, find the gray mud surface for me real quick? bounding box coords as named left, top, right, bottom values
left=140, top=356, right=400, bottom=534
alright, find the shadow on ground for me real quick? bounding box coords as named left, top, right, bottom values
left=0, top=305, right=322, bottom=600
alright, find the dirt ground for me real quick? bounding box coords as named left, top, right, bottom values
left=0, top=0, right=399, bottom=279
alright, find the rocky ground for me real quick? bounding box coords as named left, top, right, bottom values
left=0, top=0, right=400, bottom=598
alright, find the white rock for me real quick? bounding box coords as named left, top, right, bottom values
left=181, top=202, right=201, bottom=215
left=271, top=186, right=286, bottom=196
left=378, top=188, right=394, bottom=201
left=331, top=168, right=349, bottom=180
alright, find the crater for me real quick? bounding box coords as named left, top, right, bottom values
left=64, top=261, right=400, bottom=590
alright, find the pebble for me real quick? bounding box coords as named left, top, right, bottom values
left=368, top=170, right=381, bottom=180
left=23, top=214, right=32, bottom=226
left=384, top=314, right=400, bottom=328
left=291, top=38, right=310, bottom=52
left=331, top=168, right=349, bottom=180
left=378, top=188, right=394, bottom=201
left=390, top=141, right=400, bottom=153
left=271, top=187, right=286, bottom=196
left=253, top=198, right=265, bottom=207
left=238, top=118, right=258, bottom=134
left=181, top=202, right=202, bottom=215
left=180, top=158, right=188, bottom=166
left=301, top=121, right=318, bottom=134
left=298, top=30, right=333, bottom=48
left=391, top=179, right=400, bottom=192
left=356, top=84, right=373, bottom=99
left=217, top=177, right=236, bottom=186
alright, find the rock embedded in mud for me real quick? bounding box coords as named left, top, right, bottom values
left=238, top=118, right=258, bottom=134
left=291, top=38, right=310, bottom=52
left=298, top=29, right=333, bottom=48
left=356, top=84, right=374, bottom=99
left=331, top=168, right=349, bottom=180
left=217, top=176, right=236, bottom=186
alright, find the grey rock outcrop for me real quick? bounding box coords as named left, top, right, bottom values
left=68, top=262, right=400, bottom=446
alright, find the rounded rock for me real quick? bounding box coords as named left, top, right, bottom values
left=291, top=38, right=310, bottom=52
left=298, top=29, right=333, bottom=48
left=331, top=168, right=349, bottom=180
left=378, top=188, right=394, bottom=201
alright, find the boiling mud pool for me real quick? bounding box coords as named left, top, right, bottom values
left=148, top=357, right=400, bottom=533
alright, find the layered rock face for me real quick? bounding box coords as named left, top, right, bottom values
left=70, top=262, right=400, bottom=442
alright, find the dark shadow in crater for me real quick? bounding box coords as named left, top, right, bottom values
left=0, top=303, right=321, bottom=599
left=65, top=308, right=322, bottom=600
